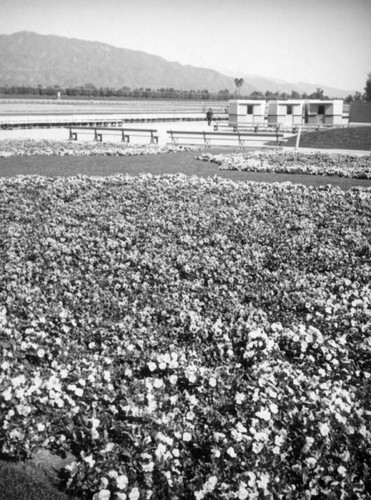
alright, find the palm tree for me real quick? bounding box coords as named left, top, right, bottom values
left=234, top=78, right=244, bottom=97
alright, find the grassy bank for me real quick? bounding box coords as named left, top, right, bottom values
left=285, top=126, right=371, bottom=151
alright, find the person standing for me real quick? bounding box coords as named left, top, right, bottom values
left=206, top=108, right=213, bottom=126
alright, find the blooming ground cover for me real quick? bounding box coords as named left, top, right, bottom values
left=0, top=139, right=196, bottom=158
left=197, top=151, right=371, bottom=179
left=1, top=173, right=371, bottom=500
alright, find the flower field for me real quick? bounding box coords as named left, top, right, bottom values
left=197, top=151, right=371, bottom=179
left=0, top=139, right=195, bottom=158
left=1, top=173, right=371, bottom=500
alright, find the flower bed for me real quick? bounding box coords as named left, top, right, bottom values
left=1, top=174, right=371, bottom=500
left=0, top=139, right=197, bottom=157
left=197, top=150, right=371, bottom=179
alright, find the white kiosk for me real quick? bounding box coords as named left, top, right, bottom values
left=304, top=100, right=344, bottom=125
left=228, top=100, right=266, bottom=128
left=267, top=100, right=304, bottom=128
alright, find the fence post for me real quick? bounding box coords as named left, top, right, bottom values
left=295, top=126, right=302, bottom=151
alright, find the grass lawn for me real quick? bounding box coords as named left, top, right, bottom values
left=0, top=460, right=79, bottom=500
left=0, top=150, right=371, bottom=190
left=285, top=126, right=371, bottom=150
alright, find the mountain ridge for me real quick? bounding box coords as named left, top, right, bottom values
left=0, top=31, right=352, bottom=97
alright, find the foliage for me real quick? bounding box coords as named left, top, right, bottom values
left=0, top=84, right=343, bottom=101
left=364, top=72, right=371, bottom=102
left=197, top=150, right=371, bottom=178
left=234, top=79, right=244, bottom=97
left=1, top=173, right=371, bottom=500
left=344, top=92, right=364, bottom=104
left=0, top=139, right=196, bottom=158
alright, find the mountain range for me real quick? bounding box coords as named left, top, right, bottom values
left=0, top=31, right=353, bottom=98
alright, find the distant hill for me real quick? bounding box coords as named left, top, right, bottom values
left=0, top=31, right=352, bottom=97
left=0, top=31, right=243, bottom=93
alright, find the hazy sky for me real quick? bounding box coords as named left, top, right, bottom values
left=1, top=0, right=370, bottom=92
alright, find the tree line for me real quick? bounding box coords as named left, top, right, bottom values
left=0, top=72, right=370, bottom=102
left=0, top=84, right=335, bottom=100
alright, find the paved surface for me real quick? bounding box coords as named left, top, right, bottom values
left=1, top=122, right=370, bottom=155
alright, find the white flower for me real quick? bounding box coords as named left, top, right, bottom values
left=226, top=446, right=237, bottom=458
left=194, top=491, right=205, bottom=500
left=92, top=490, right=111, bottom=500
left=100, top=478, right=109, bottom=489
left=183, top=432, right=192, bottom=442
left=256, top=408, right=271, bottom=421
left=237, top=483, right=249, bottom=500
left=36, top=423, right=46, bottom=432
left=306, top=457, right=317, bottom=469
left=319, top=422, right=330, bottom=437
left=338, top=465, right=347, bottom=476
left=209, top=377, right=217, bottom=387
left=117, top=474, right=129, bottom=490
left=162, top=353, right=171, bottom=364
left=169, top=375, right=178, bottom=385
left=146, top=399, right=156, bottom=413
left=301, top=436, right=314, bottom=453
left=257, top=472, right=270, bottom=489
left=115, top=493, right=127, bottom=500
left=129, top=487, right=140, bottom=500
left=91, top=417, right=100, bottom=428
left=75, top=387, right=84, bottom=397
left=84, top=454, right=96, bottom=467
left=2, top=388, right=12, bottom=401
left=12, top=375, right=26, bottom=387
left=269, top=403, right=278, bottom=414
left=157, top=433, right=173, bottom=446
left=204, top=476, right=218, bottom=492
left=252, top=441, right=264, bottom=454
left=147, top=362, right=157, bottom=372
left=9, top=429, right=23, bottom=440
left=236, top=422, right=247, bottom=434
left=247, top=471, right=256, bottom=487
left=235, top=392, right=246, bottom=404
left=153, top=378, right=164, bottom=389
left=155, top=443, right=167, bottom=459
left=108, top=470, right=118, bottom=479
left=142, top=462, right=154, bottom=472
